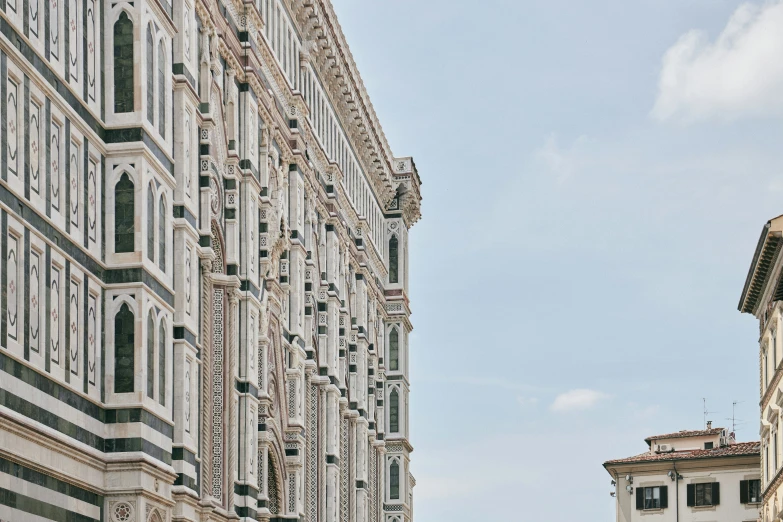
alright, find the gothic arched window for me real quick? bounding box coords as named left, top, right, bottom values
left=389, top=235, right=398, bottom=284
left=158, top=43, right=166, bottom=137
left=158, top=197, right=166, bottom=272
left=146, top=312, right=155, bottom=398
left=114, top=303, right=135, bottom=393
left=389, top=328, right=399, bottom=371
left=390, top=460, right=400, bottom=500
left=389, top=388, right=399, bottom=433
left=146, top=25, right=154, bottom=124
left=113, top=12, right=134, bottom=113
left=147, top=184, right=155, bottom=261
left=114, top=174, right=134, bottom=253
left=158, top=321, right=166, bottom=406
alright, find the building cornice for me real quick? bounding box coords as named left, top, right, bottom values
left=292, top=0, right=421, bottom=221
left=739, top=215, right=783, bottom=315
left=604, top=451, right=760, bottom=478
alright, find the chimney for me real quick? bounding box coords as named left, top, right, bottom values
left=707, top=421, right=712, bottom=429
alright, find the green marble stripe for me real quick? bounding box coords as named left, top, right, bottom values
left=0, top=351, right=174, bottom=437
left=0, top=456, right=102, bottom=506
left=0, top=487, right=99, bottom=522
left=0, top=387, right=103, bottom=450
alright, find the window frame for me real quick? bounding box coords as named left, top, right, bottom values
left=687, top=482, right=719, bottom=508
left=740, top=479, right=761, bottom=504
left=114, top=173, right=135, bottom=253
left=113, top=303, right=135, bottom=393
left=644, top=486, right=661, bottom=510
left=146, top=311, right=155, bottom=398
left=158, top=321, right=166, bottom=406
left=637, top=486, right=668, bottom=511
left=113, top=11, right=135, bottom=113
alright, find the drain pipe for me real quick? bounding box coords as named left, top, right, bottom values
left=674, top=462, right=680, bottom=522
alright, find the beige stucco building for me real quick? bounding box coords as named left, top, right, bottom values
left=738, top=214, right=783, bottom=522
left=604, top=427, right=760, bottom=522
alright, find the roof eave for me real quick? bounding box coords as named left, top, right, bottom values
left=739, top=216, right=783, bottom=314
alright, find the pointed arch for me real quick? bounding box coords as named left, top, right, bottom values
left=158, top=319, right=166, bottom=406
left=158, top=194, right=166, bottom=272
left=157, top=38, right=166, bottom=138
left=211, top=221, right=225, bottom=274
left=114, top=303, right=135, bottom=393
left=147, top=182, right=155, bottom=261
left=113, top=12, right=134, bottom=113
left=146, top=24, right=154, bottom=124
left=390, top=459, right=400, bottom=500
left=389, top=388, right=399, bottom=433
left=114, top=173, right=135, bottom=253
left=389, top=327, right=399, bottom=371
left=388, top=234, right=398, bottom=283
left=147, top=508, right=163, bottom=522
left=146, top=311, right=155, bottom=398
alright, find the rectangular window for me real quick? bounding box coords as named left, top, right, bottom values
left=740, top=479, right=761, bottom=504
left=765, top=353, right=769, bottom=386
left=704, top=442, right=713, bottom=450
left=695, top=483, right=712, bottom=506
left=636, top=486, right=667, bottom=510
left=645, top=487, right=660, bottom=509
left=687, top=482, right=719, bottom=507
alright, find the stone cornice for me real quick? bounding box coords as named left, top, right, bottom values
left=197, top=0, right=423, bottom=230
left=292, top=0, right=418, bottom=214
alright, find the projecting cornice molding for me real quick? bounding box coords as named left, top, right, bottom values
left=291, top=0, right=417, bottom=215
left=194, top=0, right=423, bottom=231
left=739, top=215, right=783, bottom=315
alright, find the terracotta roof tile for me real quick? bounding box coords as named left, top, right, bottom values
left=644, top=428, right=725, bottom=444
left=604, top=441, right=760, bottom=466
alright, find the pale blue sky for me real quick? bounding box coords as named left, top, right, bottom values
left=333, top=1, right=783, bottom=519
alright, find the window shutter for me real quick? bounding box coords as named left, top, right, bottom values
left=636, top=487, right=645, bottom=510
left=740, top=480, right=749, bottom=504
left=712, top=482, right=720, bottom=505
left=660, top=486, right=668, bottom=508
left=686, top=484, right=695, bottom=507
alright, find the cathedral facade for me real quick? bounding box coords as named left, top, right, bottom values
left=0, top=0, right=422, bottom=520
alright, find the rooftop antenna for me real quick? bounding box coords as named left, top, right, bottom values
left=726, top=401, right=744, bottom=435
left=703, top=398, right=717, bottom=429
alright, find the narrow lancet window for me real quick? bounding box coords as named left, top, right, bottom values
left=147, top=185, right=155, bottom=261
left=158, top=197, right=166, bottom=272
left=390, top=389, right=399, bottom=433
left=146, top=312, right=155, bottom=398
left=158, top=44, right=166, bottom=137
left=159, top=322, right=166, bottom=406
left=113, top=12, right=134, bottom=113
left=146, top=25, right=154, bottom=124
left=114, top=174, right=135, bottom=253
left=114, top=304, right=135, bottom=393
left=389, top=328, right=399, bottom=371
left=389, top=235, right=398, bottom=284
left=390, top=461, right=400, bottom=499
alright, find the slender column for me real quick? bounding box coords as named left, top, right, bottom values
left=200, top=258, right=214, bottom=502
left=227, top=286, right=239, bottom=509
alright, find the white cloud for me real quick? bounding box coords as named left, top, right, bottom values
left=652, top=1, right=783, bottom=122
left=550, top=389, right=611, bottom=412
